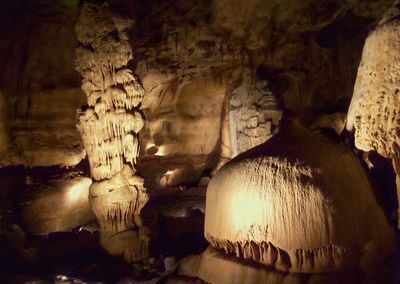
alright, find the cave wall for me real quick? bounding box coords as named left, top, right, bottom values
left=130, top=0, right=393, bottom=190
left=0, top=0, right=394, bottom=189
left=0, top=0, right=84, bottom=167
left=139, top=75, right=227, bottom=190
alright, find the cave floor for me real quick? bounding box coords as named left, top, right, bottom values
left=0, top=214, right=208, bottom=284
left=0, top=166, right=399, bottom=284
left=1, top=228, right=399, bottom=284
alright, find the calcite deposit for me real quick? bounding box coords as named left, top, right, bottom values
left=205, top=124, right=395, bottom=273
left=347, top=16, right=400, bottom=158
left=229, top=71, right=281, bottom=157
left=75, top=1, right=149, bottom=262
left=139, top=76, right=227, bottom=189
left=172, top=246, right=364, bottom=284
left=347, top=1, right=400, bottom=228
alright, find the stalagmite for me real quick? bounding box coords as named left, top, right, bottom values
left=75, top=1, right=148, bottom=262
left=204, top=125, right=395, bottom=273
left=346, top=1, right=400, bottom=228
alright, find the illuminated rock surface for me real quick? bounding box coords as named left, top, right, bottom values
left=229, top=71, right=282, bottom=157
left=347, top=8, right=400, bottom=158
left=20, top=174, right=94, bottom=235
left=139, top=76, right=227, bottom=190
left=347, top=2, right=400, bottom=228
left=75, top=1, right=149, bottom=262
left=205, top=125, right=395, bottom=273
left=0, top=1, right=85, bottom=167
left=171, top=246, right=399, bottom=284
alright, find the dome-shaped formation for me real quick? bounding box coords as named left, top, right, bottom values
left=205, top=125, right=396, bottom=273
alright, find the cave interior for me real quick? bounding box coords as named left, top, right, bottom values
left=0, top=0, right=399, bottom=283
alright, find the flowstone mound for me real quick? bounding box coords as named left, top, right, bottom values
left=204, top=125, right=395, bottom=273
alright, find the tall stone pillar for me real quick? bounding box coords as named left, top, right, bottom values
left=75, top=1, right=149, bottom=262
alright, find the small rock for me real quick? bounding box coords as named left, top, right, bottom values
left=246, top=116, right=258, bottom=128
left=230, top=94, right=242, bottom=107
left=164, top=257, right=177, bottom=271
left=197, top=177, right=210, bottom=187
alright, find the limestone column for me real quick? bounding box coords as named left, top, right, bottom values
left=75, top=1, right=149, bottom=262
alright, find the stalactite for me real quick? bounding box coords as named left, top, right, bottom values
left=75, top=1, right=149, bottom=262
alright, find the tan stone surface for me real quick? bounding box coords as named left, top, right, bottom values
left=205, top=125, right=395, bottom=273
left=20, top=176, right=94, bottom=235
left=347, top=3, right=400, bottom=229
left=75, top=1, right=149, bottom=262
left=347, top=19, right=400, bottom=158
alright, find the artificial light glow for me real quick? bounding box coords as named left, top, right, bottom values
left=146, top=143, right=166, bottom=156
left=229, top=187, right=268, bottom=237
left=159, top=169, right=179, bottom=187
left=146, top=143, right=156, bottom=150
left=65, top=180, right=91, bottom=206
left=155, top=145, right=166, bottom=156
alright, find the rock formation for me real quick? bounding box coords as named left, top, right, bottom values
left=0, top=1, right=86, bottom=167
left=20, top=173, right=93, bottom=236
left=229, top=70, right=281, bottom=157
left=139, top=76, right=227, bottom=190
left=347, top=1, right=400, bottom=228
left=75, top=1, right=149, bottom=262
left=202, top=125, right=395, bottom=274
left=173, top=246, right=365, bottom=284
left=0, top=0, right=399, bottom=282
left=0, top=0, right=392, bottom=170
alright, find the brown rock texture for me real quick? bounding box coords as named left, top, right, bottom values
left=172, top=246, right=367, bottom=284
left=0, top=1, right=85, bottom=167
left=138, top=76, right=227, bottom=190
left=20, top=175, right=94, bottom=235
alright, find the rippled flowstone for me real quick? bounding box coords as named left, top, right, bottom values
left=204, top=124, right=395, bottom=273
left=169, top=124, right=396, bottom=283
left=169, top=246, right=366, bottom=284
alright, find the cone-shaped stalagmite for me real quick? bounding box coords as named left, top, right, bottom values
left=75, top=1, right=149, bottom=262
